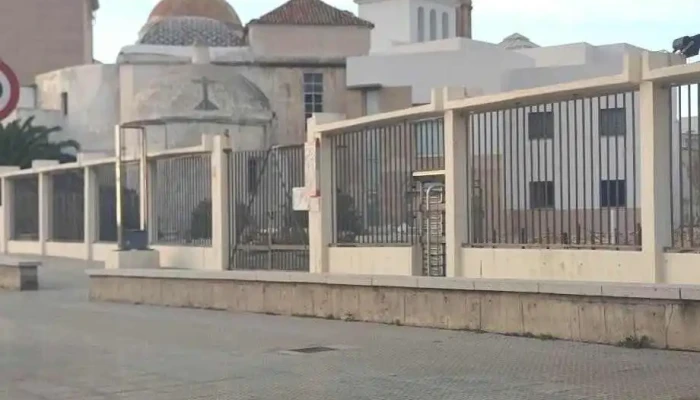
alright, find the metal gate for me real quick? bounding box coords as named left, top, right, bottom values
left=418, top=182, right=446, bottom=276
left=227, top=145, right=309, bottom=271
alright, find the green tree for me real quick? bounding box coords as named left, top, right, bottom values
left=0, top=117, right=79, bottom=168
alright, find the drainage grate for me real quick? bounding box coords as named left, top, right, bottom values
left=288, top=346, right=336, bottom=354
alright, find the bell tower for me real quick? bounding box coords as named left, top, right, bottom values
left=456, top=0, right=473, bottom=39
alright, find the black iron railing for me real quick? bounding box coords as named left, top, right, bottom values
left=465, top=91, right=641, bottom=249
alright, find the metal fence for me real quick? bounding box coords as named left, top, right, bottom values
left=51, top=169, right=85, bottom=242
left=465, top=91, right=641, bottom=248
left=329, top=117, right=444, bottom=244
left=152, top=154, right=212, bottom=246
left=95, top=162, right=140, bottom=242
left=11, top=176, right=39, bottom=241
left=669, top=82, right=700, bottom=250
left=227, top=146, right=308, bottom=271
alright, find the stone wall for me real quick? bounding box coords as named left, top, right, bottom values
left=88, top=270, right=700, bottom=351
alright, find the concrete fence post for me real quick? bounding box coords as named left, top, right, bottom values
left=210, top=135, right=230, bottom=271
left=306, top=113, right=345, bottom=274
left=38, top=171, right=52, bottom=256
left=0, top=168, right=19, bottom=253
left=443, top=88, right=469, bottom=278
left=639, top=81, right=672, bottom=283
left=147, top=160, right=158, bottom=245
left=0, top=178, right=10, bottom=253
left=83, top=166, right=98, bottom=260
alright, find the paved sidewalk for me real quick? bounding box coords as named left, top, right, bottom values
left=1, top=256, right=700, bottom=400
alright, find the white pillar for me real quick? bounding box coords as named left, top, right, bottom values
left=38, top=172, right=52, bottom=255
left=444, top=111, right=468, bottom=277
left=306, top=113, right=345, bottom=274
left=443, top=87, right=469, bottom=278
left=147, top=160, right=158, bottom=244
left=0, top=168, right=19, bottom=253
left=211, top=135, right=229, bottom=271
left=84, top=166, right=97, bottom=260
left=0, top=178, right=11, bottom=253
left=139, top=130, right=149, bottom=232
left=639, top=81, right=672, bottom=283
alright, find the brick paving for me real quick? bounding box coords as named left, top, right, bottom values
left=1, top=256, right=700, bottom=400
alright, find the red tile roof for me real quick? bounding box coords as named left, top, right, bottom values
left=249, top=0, right=374, bottom=28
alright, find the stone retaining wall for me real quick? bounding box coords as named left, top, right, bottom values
left=87, top=270, right=700, bottom=351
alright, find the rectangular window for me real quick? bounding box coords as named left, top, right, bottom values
left=303, top=73, right=324, bottom=122
left=528, top=111, right=554, bottom=140
left=529, top=181, right=555, bottom=209
left=600, top=179, right=626, bottom=207
left=61, top=92, right=68, bottom=116
left=362, top=89, right=380, bottom=116
left=599, top=107, right=626, bottom=137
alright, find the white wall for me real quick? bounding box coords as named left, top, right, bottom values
left=502, top=63, right=622, bottom=92
left=34, top=64, right=120, bottom=153
left=516, top=43, right=597, bottom=68
left=18, top=87, right=36, bottom=108
left=347, top=39, right=534, bottom=102
left=358, top=0, right=411, bottom=52
left=347, top=35, right=660, bottom=104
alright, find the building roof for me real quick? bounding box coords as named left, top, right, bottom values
left=147, top=0, right=242, bottom=26
left=499, top=33, right=539, bottom=50
left=138, top=16, right=244, bottom=47
left=249, top=0, right=374, bottom=28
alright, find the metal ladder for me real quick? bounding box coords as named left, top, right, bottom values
left=422, top=183, right=446, bottom=277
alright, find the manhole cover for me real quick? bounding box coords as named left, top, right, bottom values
left=288, top=346, right=336, bottom=354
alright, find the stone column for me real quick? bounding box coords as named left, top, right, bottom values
left=83, top=166, right=98, bottom=260
left=0, top=170, right=16, bottom=253
left=443, top=88, right=469, bottom=278
left=639, top=81, right=672, bottom=283
left=306, top=113, right=345, bottom=274
left=38, top=171, right=52, bottom=256
left=147, top=160, right=158, bottom=244
left=210, top=135, right=230, bottom=271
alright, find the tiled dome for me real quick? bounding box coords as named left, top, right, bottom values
left=148, top=0, right=242, bottom=26
left=499, top=33, right=539, bottom=50
left=138, top=16, right=244, bottom=47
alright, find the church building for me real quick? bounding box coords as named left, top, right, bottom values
left=6, top=0, right=376, bottom=153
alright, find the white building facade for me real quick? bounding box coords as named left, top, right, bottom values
left=344, top=0, right=697, bottom=246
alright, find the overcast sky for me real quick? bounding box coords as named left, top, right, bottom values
left=94, top=0, right=700, bottom=62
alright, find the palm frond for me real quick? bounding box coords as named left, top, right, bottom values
left=0, top=118, right=78, bottom=168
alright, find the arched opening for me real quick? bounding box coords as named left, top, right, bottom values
left=442, top=12, right=449, bottom=39
left=417, top=7, right=425, bottom=42
left=429, top=9, right=437, bottom=40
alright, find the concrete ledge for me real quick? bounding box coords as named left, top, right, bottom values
left=86, top=269, right=689, bottom=301
left=86, top=269, right=700, bottom=351
left=106, top=250, right=160, bottom=270
left=0, top=257, right=40, bottom=291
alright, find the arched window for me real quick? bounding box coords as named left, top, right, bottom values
left=429, top=9, right=437, bottom=40
left=417, top=7, right=425, bottom=42
left=442, top=12, right=449, bottom=38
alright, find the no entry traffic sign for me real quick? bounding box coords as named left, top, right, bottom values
left=0, top=59, right=20, bottom=121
